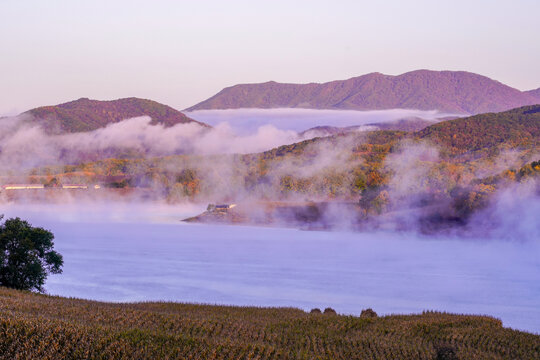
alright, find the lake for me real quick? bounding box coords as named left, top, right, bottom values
left=3, top=202, right=539, bottom=334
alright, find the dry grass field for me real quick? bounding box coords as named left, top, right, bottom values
left=0, top=287, right=538, bottom=359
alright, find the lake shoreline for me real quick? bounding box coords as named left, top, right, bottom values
left=2, top=202, right=539, bottom=334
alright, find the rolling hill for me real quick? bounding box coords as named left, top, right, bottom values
left=186, top=70, right=539, bottom=114
left=25, top=97, right=208, bottom=133
left=418, top=104, right=540, bottom=154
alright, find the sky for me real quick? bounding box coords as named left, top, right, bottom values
left=1, top=0, right=539, bottom=115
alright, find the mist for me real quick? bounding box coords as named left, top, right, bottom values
left=187, top=108, right=454, bottom=132
left=0, top=115, right=318, bottom=170
left=0, top=108, right=452, bottom=171
left=465, top=179, right=540, bottom=241
left=2, top=201, right=538, bottom=334
left=0, top=109, right=537, bottom=243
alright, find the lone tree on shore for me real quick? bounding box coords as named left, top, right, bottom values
left=0, top=216, right=63, bottom=292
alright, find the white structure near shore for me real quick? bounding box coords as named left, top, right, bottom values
left=2, top=184, right=45, bottom=190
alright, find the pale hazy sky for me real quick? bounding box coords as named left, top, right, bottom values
left=1, top=0, right=539, bottom=115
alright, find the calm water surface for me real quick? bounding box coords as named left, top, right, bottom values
left=4, top=203, right=539, bottom=334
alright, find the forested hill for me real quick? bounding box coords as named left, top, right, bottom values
left=258, top=105, right=540, bottom=160
left=525, top=87, right=540, bottom=100
left=418, top=105, right=540, bottom=154
left=186, top=70, right=539, bottom=114
left=25, top=97, right=208, bottom=133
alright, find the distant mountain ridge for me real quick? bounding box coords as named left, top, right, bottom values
left=186, top=70, right=540, bottom=114
left=525, top=87, right=540, bottom=99
left=25, top=97, right=207, bottom=133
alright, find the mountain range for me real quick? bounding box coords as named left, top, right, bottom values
left=11, top=70, right=540, bottom=134
left=186, top=70, right=540, bottom=114
left=24, top=97, right=206, bottom=133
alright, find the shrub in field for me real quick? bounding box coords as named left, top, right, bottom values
left=323, top=307, right=337, bottom=315
left=360, top=308, right=378, bottom=318
left=435, top=344, right=458, bottom=360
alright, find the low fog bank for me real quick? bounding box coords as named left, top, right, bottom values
left=1, top=200, right=206, bottom=225
left=364, top=142, right=540, bottom=241
left=465, top=180, right=540, bottom=240
left=183, top=138, right=539, bottom=241
left=3, top=178, right=537, bottom=243
left=0, top=115, right=325, bottom=170
left=190, top=181, right=540, bottom=242
left=187, top=108, right=454, bottom=132
left=0, top=108, right=454, bottom=171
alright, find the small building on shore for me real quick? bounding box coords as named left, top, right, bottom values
left=62, top=184, right=88, bottom=189
left=207, top=204, right=237, bottom=212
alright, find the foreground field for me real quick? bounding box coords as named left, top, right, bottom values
left=0, top=288, right=538, bottom=359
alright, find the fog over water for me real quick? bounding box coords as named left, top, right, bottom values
left=3, top=202, right=539, bottom=334
left=187, top=108, right=453, bottom=133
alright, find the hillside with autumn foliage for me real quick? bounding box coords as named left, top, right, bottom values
left=25, top=97, right=207, bottom=133
left=419, top=105, right=540, bottom=156
left=6, top=105, right=537, bottom=234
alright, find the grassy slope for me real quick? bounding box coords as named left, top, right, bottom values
left=0, top=287, right=538, bottom=359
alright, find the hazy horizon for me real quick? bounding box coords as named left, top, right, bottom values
left=1, top=0, right=540, bottom=115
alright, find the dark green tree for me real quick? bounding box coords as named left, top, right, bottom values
left=0, top=217, right=63, bottom=292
